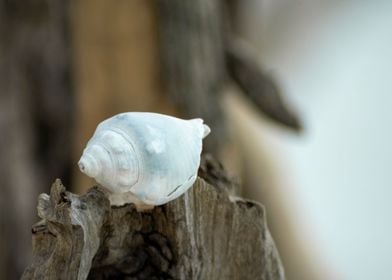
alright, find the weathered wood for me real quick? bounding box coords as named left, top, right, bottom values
left=22, top=157, right=284, bottom=280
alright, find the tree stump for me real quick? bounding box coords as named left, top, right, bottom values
left=22, top=157, right=284, bottom=280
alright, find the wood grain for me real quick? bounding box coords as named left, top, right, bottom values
left=22, top=157, right=284, bottom=280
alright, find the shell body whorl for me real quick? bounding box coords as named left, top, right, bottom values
left=78, top=112, right=210, bottom=206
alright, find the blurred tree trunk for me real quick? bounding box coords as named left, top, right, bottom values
left=0, top=1, right=72, bottom=278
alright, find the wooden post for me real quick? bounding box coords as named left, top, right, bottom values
left=22, top=156, right=284, bottom=280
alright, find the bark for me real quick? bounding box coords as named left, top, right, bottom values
left=22, top=157, right=284, bottom=280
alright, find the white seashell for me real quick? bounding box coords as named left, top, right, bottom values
left=78, top=112, right=210, bottom=206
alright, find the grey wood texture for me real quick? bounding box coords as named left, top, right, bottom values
left=22, top=158, right=284, bottom=280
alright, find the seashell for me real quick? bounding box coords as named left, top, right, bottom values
left=78, top=112, right=210, bottom=206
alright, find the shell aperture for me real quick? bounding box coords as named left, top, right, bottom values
left=78, top=112, right=210, bottom=206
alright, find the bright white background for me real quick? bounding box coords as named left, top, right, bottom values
left=238, top=1, right=392, bottom=279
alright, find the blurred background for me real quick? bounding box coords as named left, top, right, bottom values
left=1, top=0, right=391, bottom=279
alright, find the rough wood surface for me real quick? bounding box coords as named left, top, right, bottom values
left=22, top=157, right=284, bottom=280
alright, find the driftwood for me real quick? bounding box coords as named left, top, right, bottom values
left=22, top=157, right=284, bottom=280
